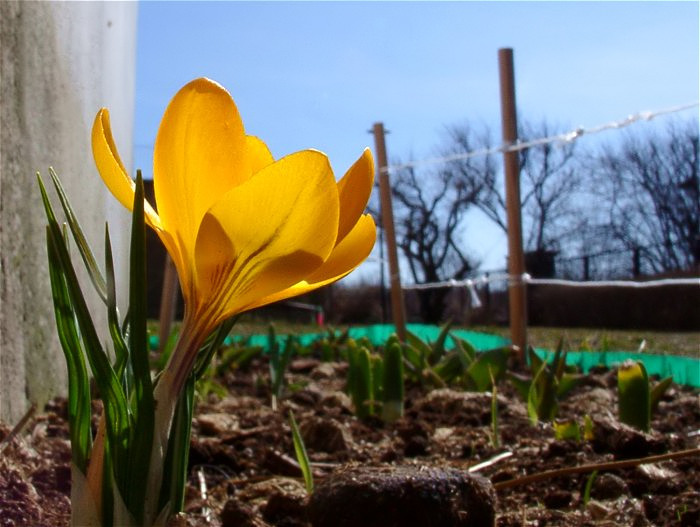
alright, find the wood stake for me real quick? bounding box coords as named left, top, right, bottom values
left=498, top=48, right=527, bottom=361
left=158, top=255, right=179, bottom=354
left=373, top=122, right=407, bottom=341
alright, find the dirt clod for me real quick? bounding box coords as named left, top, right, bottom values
left=307, top=465, right=496, bottom=527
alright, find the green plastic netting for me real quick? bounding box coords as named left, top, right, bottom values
left=149, top=323, right=699, bottom=387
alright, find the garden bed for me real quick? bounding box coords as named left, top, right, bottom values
left=1, top=345, right=699, bottom=526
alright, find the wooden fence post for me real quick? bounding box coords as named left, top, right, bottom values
left=498, top=48, right=528, bottom=361
left=158, top=255, right=179, bottom=354
left=372, top=122, right=407, bottom=341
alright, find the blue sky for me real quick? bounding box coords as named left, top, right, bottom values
left=133, top=1, right=699, bottom=278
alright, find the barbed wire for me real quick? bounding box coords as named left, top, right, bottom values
left=381, top=101, right=699, bottom=174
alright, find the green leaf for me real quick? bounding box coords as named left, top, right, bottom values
left=381, top=342, right=404, bottom=423
left=650, top=376, right=673, bottom=411
left=466, top=347, right=509, bottom=392
left=527, top=361, right=547, bottom=425
left=537, top=342, right=563, bottom=422
left=583, top=415, right=595, bottom=441
left=371, top=353, right=384, bottom=403
left=402, top=343, right=424, bottom=376
left=527, top=346, right=544, bottom=376
left=40, top=176, right=130, bottom=479
left=433, top=351, right=466, bottom=385
left=406, top=330, right=431, bottom=364
left=489, top=367, right=500, bottom=448
left=193, top=316, right=238, bottom=380
left=553, top=419, right=581, bottom=441
left=582, top=470, right=598, bottom=506
left=158, top=375, right=195, bottom=517
left=46, top=228, right=93, bottom=473
left=507, top=371, right=531, bottom=402
left=104, top=225, right=129, bottom=380
left=455, top=338, right=477, bottom=363
left=48, top=167, right=108, bottom=303
left=345, top=339, right=358, bottom=396
left=124, top=173, right=155, bottom=524
left=215, top=345, right=262, bottom=375
left=270, top=334, right=296, bottom=407
left=352, top=346, right=373, bottom=419
left=40, top=173, right=132, bottom=525
left=428, top=321, right=452, bottom=364
left=557, top=372, right=584, bottom=399
left=618, top=361, right=651, bottom=432
left=289, top=411, right=314, bottom=494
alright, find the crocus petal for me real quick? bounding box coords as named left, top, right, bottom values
left=92, top=109, right=190, bottom=295
left=193, top=150, right=339, bottom=320
left=153, top=78, right=250, bottom=268
left=91, top=109, right=162, bottom=230
left=336, top=148, right=374, bottom=243
left=246, top=135, right=275, bottom=173
left=248, top=213, right=376, bottom=309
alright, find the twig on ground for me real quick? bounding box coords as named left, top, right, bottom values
left=493, top=447, right=700, bottom=490
left=0, top=403, right=36, bottom=454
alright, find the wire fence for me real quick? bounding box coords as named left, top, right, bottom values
left=381, top=101, right=699, bottom=174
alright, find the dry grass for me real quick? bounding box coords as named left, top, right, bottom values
left=469, top=325, right=700, bottom=358
left=150, top=317, right=699, bottom=358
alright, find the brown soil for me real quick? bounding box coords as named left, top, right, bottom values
left=1, top=358, right=699, bottom=527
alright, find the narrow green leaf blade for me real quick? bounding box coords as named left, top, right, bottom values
left=158, top=375, right=195, bottom=518
left=289, top=411, right=314, bottom=494
left=42, top=185, right=130, bottom=488
left=48, top=167, right=108, bottom=302
left=104, top=225, right=129, bottom=378
left=650, top=377, right=673, bottom=411
left=46, top=228, right=93, bottom=472
left=124, top=173, right=155, bottom=523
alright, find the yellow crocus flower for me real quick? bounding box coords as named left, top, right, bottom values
left=91, top=79, right=375, bottom=520
left=93, top=77, right=374, bottom=378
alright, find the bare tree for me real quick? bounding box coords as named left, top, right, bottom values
left=375, top=164, right=481, bottom=323
left=594, top=118, right=699, bottom=273
left=447, top=120, right=584, bottom=254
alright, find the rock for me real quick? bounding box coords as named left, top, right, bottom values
left=592, top=416, right=666, bottom=459
left=403, top=435, right=429, bottom=457
left=165, top=513, right=187, bottom=527
left=591, top=473, right=628, bottom=500
left=220, top=499, right=255, bottom=527
left=416, top=389, right=494, bottom=426
left=308, top=465, right=496, bottom=527
left=543, top=489, right=572, bottom=509
left=310, top=362, right=344, bottom=380
left=188, top=437, right=241, bottom=471
left=586, top=499, right=611, bottom=520
left=300, top=417, right=352, bottom=453
left=262, top=490, right=307, bottom=527
left=289, top=357, right=321, bottom=373
left=320, top=390, right=353, bottom=413
left=680, top=506, right=700, bottom=527
left=196, top=412, right=240, bottom=435
left=628, top=463, right=682, bottom=495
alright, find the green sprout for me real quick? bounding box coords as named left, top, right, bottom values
left=269, top=325, right=296, bottom=410
left=617, top=360, right=672, bottom=432
left=288, top=411, right=314, bottom=494
left=381, top=340, right=405, bottom=423
left=509, top=342, right=583, bottom=424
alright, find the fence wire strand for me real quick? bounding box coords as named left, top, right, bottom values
left=381, top=101, right=699, bottom=174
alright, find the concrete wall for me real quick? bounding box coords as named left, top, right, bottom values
left=1, top=1, right=137, bottom=423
